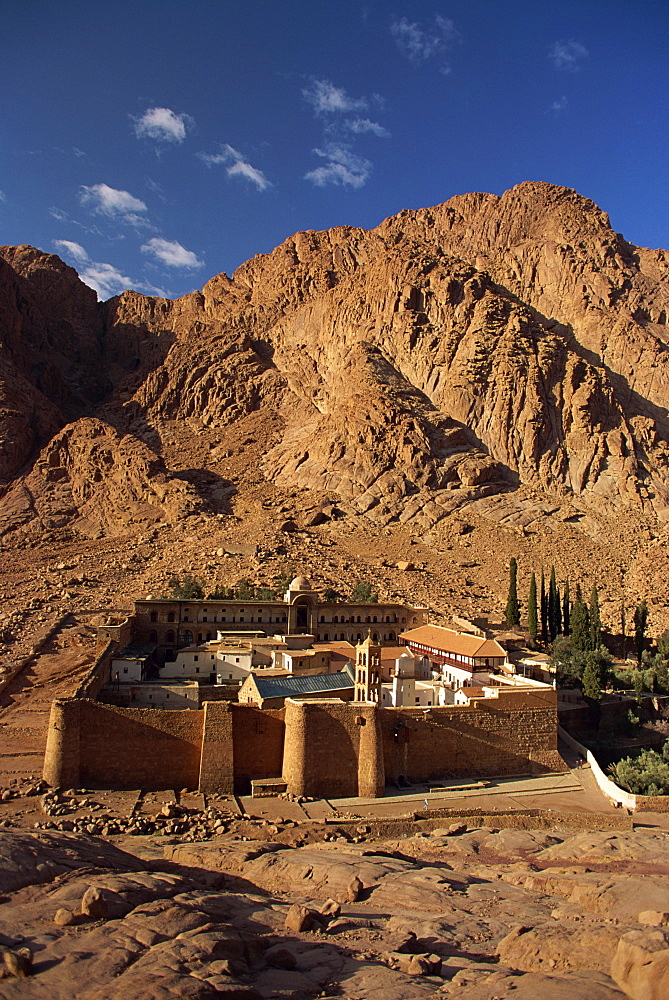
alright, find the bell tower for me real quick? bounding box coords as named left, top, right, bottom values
left=355, top=632, right=382, bottom=703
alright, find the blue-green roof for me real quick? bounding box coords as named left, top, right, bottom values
left=253, top=669, right=354, bottom=700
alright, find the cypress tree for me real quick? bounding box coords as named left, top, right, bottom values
left=582, top=650, right=602, bottom=702
left=555, top=582, right=562, bottom=637
left=589, top=585, right=602, bottom=650
left=548, top=567, right=556, bottom=640
left=571, top=591, right=590, bottom=651
left=540, top=569, right=548, bottom=644
left=505, top=558, right=520, bottom=627
left=563, top=580, right=571, bottom=636
left=528, top=572, right=538, bottom=642
left=634, top=600, right=648, bottom=664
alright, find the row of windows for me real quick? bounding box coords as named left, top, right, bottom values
left=150, top=611, right=287, bottom=625
left=320, top=615, right=402, bottom=624
left=314, top=631, right=395, bottom=642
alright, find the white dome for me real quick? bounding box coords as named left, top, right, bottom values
left=289, top=576, right=312, bottom=591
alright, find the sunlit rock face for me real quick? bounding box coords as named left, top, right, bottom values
left=2, top=181, right=669, bottom=541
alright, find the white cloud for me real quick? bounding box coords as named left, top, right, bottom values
left=53, top=239, right=89, bottom=263
left=551, top=95, right=568, bottom=114
left=346, top=117, right=391, bottom=138
left=80, top=183, right=147, bottom=217
left=549, top=40, right=589, bottom=72
left=133, top=106, right=192, bottom=143
left=52, top=239, right=169, bottom=299
left=0, top=190, right=6, bottom=202
left=141, top=237, right=204, bottom=269
left=198, top=144, right=271, bottom=191
left=304, top=143, right=372, bottom=189
left=391, top=14, right=460, bottom=69
left=303, top=79, right=368, bottom=114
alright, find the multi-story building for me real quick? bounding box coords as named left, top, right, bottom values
left=133, top=576, right=427, bottom=661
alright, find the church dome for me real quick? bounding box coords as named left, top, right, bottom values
left=289, top=575, right=312, bottom=591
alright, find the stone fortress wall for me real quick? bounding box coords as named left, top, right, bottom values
left=43, top=685, right=559, bottom=797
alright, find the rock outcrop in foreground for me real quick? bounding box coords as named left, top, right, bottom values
left=0, top=820, right=668, bottom=998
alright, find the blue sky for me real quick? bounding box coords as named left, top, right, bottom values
left=2, top=0, right=667, bottom=299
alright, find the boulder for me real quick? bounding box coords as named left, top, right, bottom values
left=284, top=903, right=312, bottom=933
left=81, top=885, right=109, bottom=919
left=346, top=875, right=363, bottom=902
left=611, top=929, right=669, bottom=1000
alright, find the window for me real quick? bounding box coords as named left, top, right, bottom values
left=415, top=697, right=420, bottom=704
left=181, top=629, right=193, bottom=644
left=197, top=633, right=203, bottom=643
left=235, top=657, right=240, bottom=663
left=167, top=612, right=175, bottom=623
left=123, top=667, right=128, bottom=674
left=150, top=611, right=157, bottom=623
left=206, top=632, right=211, bottom=641
left=202, top=616, right=207, bottom=622
left=320, top=616, right=325, bottom=623
left=166, top=630, right=175, bottom=643
left=194, top=655, right=199, bottom=662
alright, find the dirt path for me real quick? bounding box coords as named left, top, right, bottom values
left=0, top=617, right=97, bottom=784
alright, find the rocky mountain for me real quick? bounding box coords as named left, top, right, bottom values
left=2, top=181, right=669, bottom=637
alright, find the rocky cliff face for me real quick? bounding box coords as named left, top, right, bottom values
left=1, top=182, right=669, bottom=616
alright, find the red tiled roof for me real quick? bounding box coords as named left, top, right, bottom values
left=399, top=625, right=506, bottom=659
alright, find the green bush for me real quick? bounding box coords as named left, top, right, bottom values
left=169, top=575, right=204, bottom=600
left=609, top=740, right=669, bottom=795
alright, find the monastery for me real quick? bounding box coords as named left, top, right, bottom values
left=43, top=576, right=562, bottom=798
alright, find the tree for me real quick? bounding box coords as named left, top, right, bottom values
left=589, top=585, right=602, bottom=650
left=351, top=580, right=378, bottom=603
left=548, top=567, right=557, bottom=640
left=527, top=572, right=538, bottom=642
left=540, top=569, right=548, bottom=644
left=582, top=650, right=602, bottom=702
left=562, top=579, right=571, bottom=637
left=621, top=601, right=627, bottom=660
left=570, top=588, right=590, bottom=652
left=634, top=600, right=649, bottom=664
left=274, top=566, right=297, bottom=594
left=505, top=558, right=520, bottom=627
left=233, top=578, right=256, bottom=600
left=169, top=576, right=204, bottom=600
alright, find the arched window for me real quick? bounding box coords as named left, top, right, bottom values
left=385, top=616, right=390, bottom=623
left=323, top=633, right=329, bottom=642
left=372, top=632, right=378, bottom=641
left=356, top=632, right=362, bottom=641
left=197, top=633, right=203, bottom=643
left=373, top=616, right=377, bottom=623
left=167, top=612, right=175, bottom=623
left=181, top=629, right=193, bottom=645
left=206, top=632, right=211, bottom=641
left=320, top=616, right=325, bottom=623
left=149, top=630, right=158, bottom=643
left=388, top=631, right=396, bottom=641
left=150, top=611, right=157, bottom=623
left=166, top=630, right=175, bottom=643
left=333, top=615, right=338, bottom=623
left=366, top=616, right=371, bottom=623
